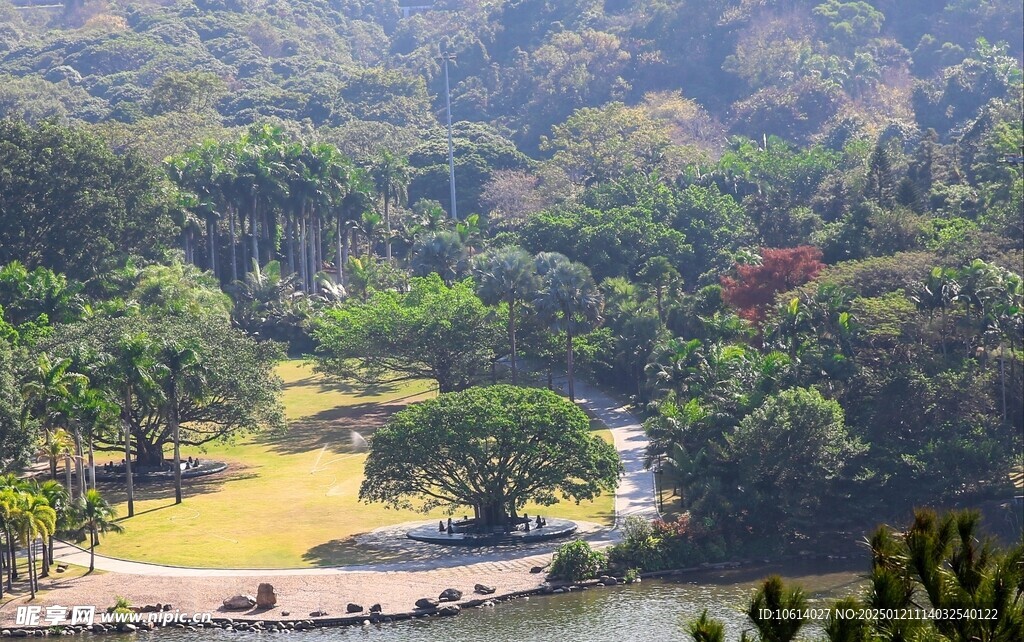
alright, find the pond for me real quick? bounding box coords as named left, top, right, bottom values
left=152, top=560, right=866, bottom=642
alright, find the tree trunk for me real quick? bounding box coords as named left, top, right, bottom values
left=89, top=527, right=96, bottom=573
left=240, top=209, right=248, bottom=278
left=230, top=207, right=238, bottom=283
left=508, top=299, right=518, bottom=384
left=251, top=199, right=260, bottom=271
left=27, top=539, right=36, bottom=599
left=172, top=385, right=182, bottom=505
left=64, top=452, right=73, bottom=499
left=336, top=217, right=344, bottom=284
left=207, top=218, right=216, bottom=277
left=5, top=526, right=16, bottom=584
left=384, top=193, right=392, bottom=262
left=123, top=390, right=135, bottom=519
left=1000, top=344, right=1007, bottom=421
left=40, top=534, right=49, bottom=578
left=566, top=330, right=576, bottom=402
left=261, top=205, right=272, bottom=266
left=299, top=212, right=308, bottom=291
left=309, top=212, right=318, bottom=293
left=73, top=429, right=85, bottom=498
left=287, top=216, right=296, bottom=277
left=342, top=227, right=351, bottom=288
left=88, top=437, right=96, bottom=491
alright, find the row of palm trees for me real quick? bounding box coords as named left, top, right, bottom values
left=22, top=336, right=205, bottom=521
left=473, top=247, right=604, bottom=401
left=0, top=475, right=120, bottom=599
left=168, top=126, right=417, bottom=293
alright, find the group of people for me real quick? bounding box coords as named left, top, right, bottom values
left=99, top=457, right=202, bottom=473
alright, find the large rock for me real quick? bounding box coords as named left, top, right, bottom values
left=369, top=604, right=382, bottom=614
left=222, top=595, right=256, bottom=611
left=256, top=584, right=277, bottom=609
left=436, top=605, right=461, bottom=617
left=473, top=584, right=496, bottom=595
left=346, top=604, right=363, bottom=614
left=414, top=598, right=439, bottom=610
left=438, top=588, right=462, bottom=602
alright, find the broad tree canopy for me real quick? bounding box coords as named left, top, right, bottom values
left=359, top=385, right=621, bottom=528
left=312, top=274, right=499, bottom=392
left=40, top=313, right=285, bottom=466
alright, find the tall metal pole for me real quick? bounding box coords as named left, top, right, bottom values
left=443, top=54, right=458, bottom=221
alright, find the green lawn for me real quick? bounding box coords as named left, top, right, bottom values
left=93, top=361, right=615, bottom=568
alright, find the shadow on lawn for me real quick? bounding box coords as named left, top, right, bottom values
left=283, top=373, right=409, bottom=399
left=95, top=465, right=260, bottom=509
left=302, top=512, right=616, bottom=568
left=259, top=389, right=433, bottom=456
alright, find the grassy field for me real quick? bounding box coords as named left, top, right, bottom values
left=93, top=361, right=615, bottom=568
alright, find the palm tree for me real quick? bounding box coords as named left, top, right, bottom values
left=637, top=256, right=681, bottom=322
left=11, top=490, right=56, bottom=598
left=21, top=354, right=88, bottom=479
left=34, top=480, right=68, bottom=573
left=103, top=334, right=159, bottom=518
left=39, top=428, right=74, bottom=484
left=686, top=610, right=725, bottom=642
left=370, top=152, right=411, bottom=262
left=155, top=341, right=202, bottom=505
left=0, top=482, right=23, bottom=594
left=473, top=247, right=538, bottom=383
left=455, top=213, right=483, bottom=256
left=409, top=199, right=450, bottom=238
left=336, top=171, right=373, bottom=286
left=77, top=489, right=123, bottom=573
left=67, top=387, right=118, bottom=494
left=746, top=575, right=808, bottom=642
left=411, top=231, right=466, bottom=284
left=534, top=261, right=603, bottom=401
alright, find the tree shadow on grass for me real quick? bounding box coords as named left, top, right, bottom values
left=95, top=465, right=260, bottom=508
left=283, top=374, right=410, bottom=399
left=259, top=390, right=432, bottom=456
left=302, top=516, right=617, bottom=568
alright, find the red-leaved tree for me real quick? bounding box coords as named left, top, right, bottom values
left=721, top=246, right=825, bottom=323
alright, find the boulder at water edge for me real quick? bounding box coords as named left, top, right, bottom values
left=222, top=595, right=256, bottom=610
left=414, top=598, right=439, bottom=610
left=256, top=583, right=277, bottom=609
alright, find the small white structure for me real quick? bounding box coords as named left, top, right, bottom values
left=399, top=1, right=435, bottom=19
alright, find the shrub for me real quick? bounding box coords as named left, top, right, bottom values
left=549, top=539, right=606, bottom=582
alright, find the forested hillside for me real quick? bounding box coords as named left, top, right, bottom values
left=0, top=0, right=1021, bottom=556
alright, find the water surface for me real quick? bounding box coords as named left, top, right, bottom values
left=154, top=560, right=865, bottom=642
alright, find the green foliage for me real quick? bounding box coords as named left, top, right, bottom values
left=0, top=119, right=176, bottom=278
left=688, top=510, right=1024, bottom=642
left=0, top=337, right=32, bottom=472
left=359, top=386, right=620, bottom=526
left=41, top=311, right=285, bottom=466
left=728, top=388, right=864, bottom=537
left=313, top=275, right=498, bottom=392
left=549, top=539, right=607, bottom=582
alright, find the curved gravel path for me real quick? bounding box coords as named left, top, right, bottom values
left=52, top=379, right=657, bottom=577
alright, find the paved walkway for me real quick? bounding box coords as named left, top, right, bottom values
left=53, top=378, right=657, bottom=577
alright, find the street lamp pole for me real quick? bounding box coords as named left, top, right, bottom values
left=442, top=52, right=458, bottom=221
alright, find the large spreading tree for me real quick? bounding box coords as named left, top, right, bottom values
left=359, top=385, right=621, bottom=529
left=39, top=313, right=285, bottom=467
left=0, top=120, right=176, bottom=278
left=313, top=274, right=499, bottom=392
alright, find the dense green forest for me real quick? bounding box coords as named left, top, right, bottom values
left=0, top=0, right=1021, bottom=557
